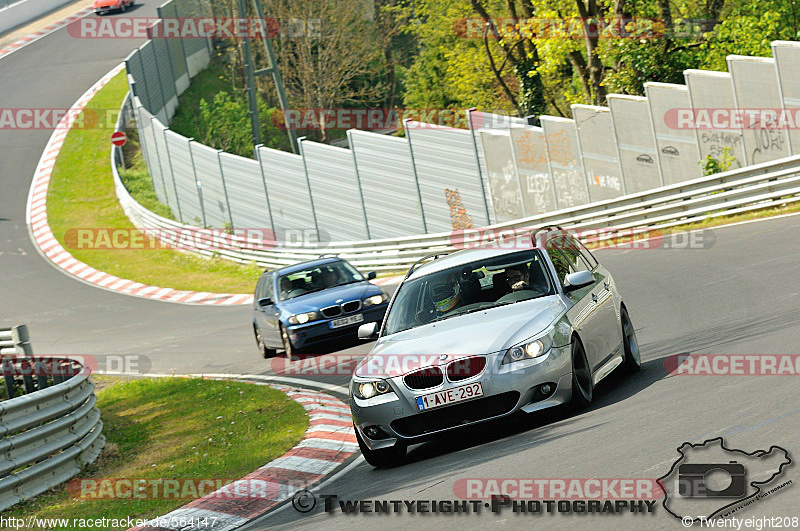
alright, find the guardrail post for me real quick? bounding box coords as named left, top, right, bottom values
left=217, top=150, right=236, bottom=230
left=187, top=139, right=207, bottom=227
left=254, top=144, right=276, bottom=232
left=297, top=137, right=321, bottom=239
left=12, top=325, right=35, bottom=393
left=346, top=129, right=371, bottom=239
left=403, top=118, right=428, bottom=233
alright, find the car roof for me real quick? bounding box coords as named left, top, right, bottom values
left=270, top=257, right=343, bottom=276
left=407, top=235, right=542, bottom=280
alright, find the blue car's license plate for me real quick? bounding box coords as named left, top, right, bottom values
left=329, top=313, right=364, bottom=329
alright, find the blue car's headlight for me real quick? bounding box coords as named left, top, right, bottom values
left=363, top=292, right=388, bottom=307
left=502, top=334, right=553, bottom=365
left=288, top=311, right=318, bottom=325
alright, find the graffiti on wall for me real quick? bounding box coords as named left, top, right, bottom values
left=444, top=188, right=474, bottom=230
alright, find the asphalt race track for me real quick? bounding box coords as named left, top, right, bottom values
left=0, top=1, right=261, bottom=374
left=247, top=215, right=800, bottom=529
left=1, top=7, right=799, bottom=529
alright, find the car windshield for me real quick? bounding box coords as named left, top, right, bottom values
left=278, top=260, right=364, bottom=301
left=383, top=250, right=555, bottom=335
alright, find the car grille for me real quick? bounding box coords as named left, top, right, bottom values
left=403, top=366, right=444, bottom=390
left=342, top=300, right=361, bottom=313
left=391, top=391, right=520, bottom=437
left=321, top=305, right=342, bottom=318
left=447, top=356, right=486, bottom=382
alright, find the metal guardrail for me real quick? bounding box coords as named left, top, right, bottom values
left=0, top=326, right=104, bottom=511
left=112, top=91, right=800, bottom=271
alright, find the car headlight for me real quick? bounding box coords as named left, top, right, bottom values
left=502, top=334, right=553, bottom=365
left=288, top=311, right=317, bottom=325
left=352, top=379, right=393, bottom=399
left=363, top=292, right=388, bottom=307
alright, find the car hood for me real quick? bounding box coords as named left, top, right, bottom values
left=356, top=296, right=566, bottom=377
left=279, top=281, right=380, bottom=314
left=94, top=0, right=119, bottom=6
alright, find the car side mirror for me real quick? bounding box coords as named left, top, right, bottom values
left=563, top=270, right=594, bottom=292
left=258, top=297, right=273, bottom=307
left=366, top=271, right=377, bottom=280
left=358, top=322, right=378, bottom=340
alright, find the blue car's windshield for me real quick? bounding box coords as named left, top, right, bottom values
left=278, top=261, right=364, bottom=301
left=383, top=250, right=555, bottom=335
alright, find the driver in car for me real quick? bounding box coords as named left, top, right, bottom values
left=430, top=273, right=461, bottom=315
left=279, top=276, right=292, bottom=299
left=506, top=264, right=530, bottom=291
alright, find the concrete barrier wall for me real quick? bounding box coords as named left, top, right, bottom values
left=125, top=3, right=800, bottom=239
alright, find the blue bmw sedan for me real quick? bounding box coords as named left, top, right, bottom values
left=252, top=257, right=390, bottom=357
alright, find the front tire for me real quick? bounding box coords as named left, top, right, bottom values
left=355, top=425, right=406, bottom=468
left=620, top=306, right=641, bottom=373
left=254, top=326, right=276, bottom=359
left=280, top=324, right=295, bottom=357
left=570, top=337, right=593, bottom=410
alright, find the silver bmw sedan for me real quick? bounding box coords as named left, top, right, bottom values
left=350, top=228, right=641, bottom=467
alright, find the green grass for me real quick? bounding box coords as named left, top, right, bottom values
left=46, top=70, right=263, bottom=293
left=7, top=376, right=308, bottom=528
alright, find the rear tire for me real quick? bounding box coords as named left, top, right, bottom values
left=620, top=306, right=641, bottom=373
left=570, top=337, right=593, bottom=410
left=355, top=425, right=406, bottom=468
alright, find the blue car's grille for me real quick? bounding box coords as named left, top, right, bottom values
left=321, top=300, right=361, bottom=318
left=321, top=305, right=342, bottom=318
left=342, top=300, right=361, bottom=313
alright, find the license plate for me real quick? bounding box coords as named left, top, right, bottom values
left=329, top=313, right=364, bottom=329
left=416, top=382, right=484, bottom=412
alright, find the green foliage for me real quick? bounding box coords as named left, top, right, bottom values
left=193, top=91, right=290, bottom=158
left=701, top=147, right=737, bottom=175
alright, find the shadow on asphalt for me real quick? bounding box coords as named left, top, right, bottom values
left=399, top=357, right=668, bottom=468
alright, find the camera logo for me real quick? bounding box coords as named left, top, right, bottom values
left=658, top=438, right=791, bottom=523
left=677, top=462, right=746, bottom=498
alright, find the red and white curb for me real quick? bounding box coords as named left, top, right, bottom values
left=0, top=8, right=94, bottom=61
left=373, top=274, right=403, bottom=286
left=133, top=384, right=357, bottom=531
left=24, top=64, right=255, bottom=306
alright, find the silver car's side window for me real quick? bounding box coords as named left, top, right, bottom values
left=545, top=244, right=570, bottom=285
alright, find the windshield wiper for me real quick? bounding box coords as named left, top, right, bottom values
left=429, top=299, right=525, bottom=323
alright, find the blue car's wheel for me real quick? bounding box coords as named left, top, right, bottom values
left=254, top=326, right=276, bottom=359
left=280, top=324, right=295, bottom=357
